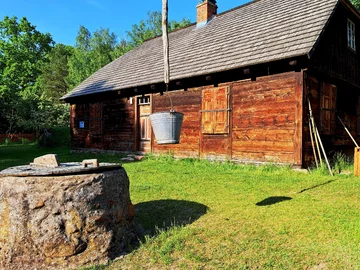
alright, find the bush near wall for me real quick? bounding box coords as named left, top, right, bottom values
left=39, top=127, right=70, bottom=147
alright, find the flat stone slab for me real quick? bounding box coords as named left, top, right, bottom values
left=0, top=163, right=122, bottom=177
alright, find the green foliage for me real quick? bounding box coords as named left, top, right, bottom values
left=0, top=16, right=55, bottom=133
left=0, top=16, right=54, bottom=99
left=351, top=0, right=360, bottom=10
left=39, top=44, right=73, bottom=101
left=66, top=26, right=119, bottom=89
left=127, top=11, right=191, bottom=47
left=0, top=12, right=190, bottom=133
left=39, top=126, right=70, bottom=147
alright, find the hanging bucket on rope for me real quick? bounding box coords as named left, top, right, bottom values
left=149, top=111, right=184, bottom=144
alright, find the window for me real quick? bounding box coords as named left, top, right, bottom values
left=201, top=86, right=230, bottom=134
left=138, top=96, right=150, bottom=105
left=320, top=83, right=337, bottom=134
left=347, top=19, right=356, bottom=51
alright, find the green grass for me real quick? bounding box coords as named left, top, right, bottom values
left=0, top=145, right=359, bottom=269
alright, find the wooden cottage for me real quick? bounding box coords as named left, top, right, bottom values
left=61, top=0, right=360, bottom=167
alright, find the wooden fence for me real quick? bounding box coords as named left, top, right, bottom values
left=0, top=134, right=35, bottom=143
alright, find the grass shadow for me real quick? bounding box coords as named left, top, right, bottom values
left=107, top=200, right=208, bottom=261
left=134, top=199, right=208, bottom=237
left=298, top=180, right=335, bottom=194
left=256, top=196, right=292, bottom=206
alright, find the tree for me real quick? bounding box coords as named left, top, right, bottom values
left=66, top=12, right=191, bottom=90
left=39, top=44, right=73, bottom=101
left=0, top=16, right=54, bottom=98
left=0, top=16, right=54, bottom=133
left=127, top=11, right=191, bottom=47
left=67, top=26, right=118, bottom=89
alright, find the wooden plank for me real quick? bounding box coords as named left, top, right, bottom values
left=232, top=140, right=294, bottom=152
left=232, top=129, right=294, bottom=142
left=293, top=71, right=304, bottom=166
left=232, top=151, right=295, bottom=164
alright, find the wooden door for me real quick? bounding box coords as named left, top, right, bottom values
left=137, top=96, right=152, bottom=152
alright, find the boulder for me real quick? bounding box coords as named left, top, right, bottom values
left=0, top=165, right=135, bottom=269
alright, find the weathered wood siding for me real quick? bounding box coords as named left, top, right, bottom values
left=231, top=72, right=303, bottom=165
left=310, top=3, right=360, bottom=87
left=102, top=99, right=135, bottom=151
left=152, top=72, right=303, bottom=165
left=152, top=89, right=202, bottom=158
left=70, top=98, right=135, bottom=151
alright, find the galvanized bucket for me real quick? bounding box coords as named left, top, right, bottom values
left=149, top=111, right=184, bottom=144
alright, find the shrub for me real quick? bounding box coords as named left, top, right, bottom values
left=40, top=127, right=70, bottom=148
left=332, top=151, right=352, bottom=174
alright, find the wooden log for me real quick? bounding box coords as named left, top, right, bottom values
left=354, top=147, right=360, bottom=176
left=308, top=120, right=319, bottom=168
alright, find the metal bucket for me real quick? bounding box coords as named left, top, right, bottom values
left=149, top=111, right=184, bottom=144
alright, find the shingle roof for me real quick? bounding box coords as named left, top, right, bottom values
left=61, top=0, right=339, bottom=101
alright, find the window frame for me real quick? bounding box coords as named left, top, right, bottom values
left=347, top=18, right=356, bottom=52
left=138, top=96, right=151, bottom=105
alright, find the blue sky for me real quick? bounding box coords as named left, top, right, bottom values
left=0, top=0, right=248, bottom=46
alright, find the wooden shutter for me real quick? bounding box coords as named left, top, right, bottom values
left=320, top=83, right=336, bottom=134
left=201, top=86, right=230, bottom=134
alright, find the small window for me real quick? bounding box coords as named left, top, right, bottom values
left=201, top=86, right=230, bottom=134
left=138, top=96, right=150, bottom=105
left=347, top=19, right=356, bottom=51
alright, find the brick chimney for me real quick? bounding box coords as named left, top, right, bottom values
left=196, top=0, right=217, bottom=26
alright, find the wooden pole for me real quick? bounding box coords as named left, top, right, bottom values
left=308, top=98, right=323, bottom=165
left=308, top=120, right=319, bottom=168
left=162, top=0, right=169, bottom=85
left=162, top=0, right=173, bottom=111
left=308, top=98, right=333, bottom=176
left=337, top=115, right=359, bottom=147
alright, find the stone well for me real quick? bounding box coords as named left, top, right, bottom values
left=0, top=161, right=135, bottom=269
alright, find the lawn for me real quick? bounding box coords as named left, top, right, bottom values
left=1, top=145, right=360, bottom=269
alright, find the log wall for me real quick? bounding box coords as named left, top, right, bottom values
left=152, top=89, right=202, bottom=158
left=152, top=72, right=303, bottom=165
left=70, top=98, right=135, bottom=151
left=231, top=72, right=303, bottom=165
left=70, top=72, right=304, bottom=166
